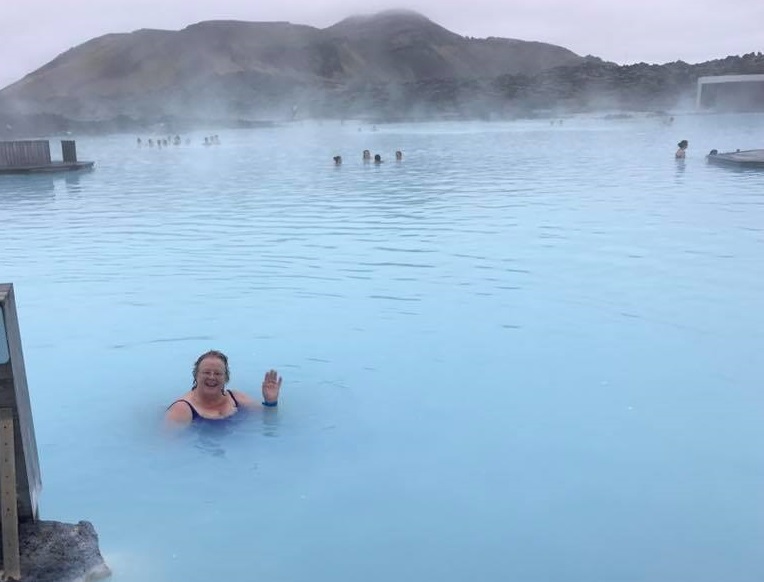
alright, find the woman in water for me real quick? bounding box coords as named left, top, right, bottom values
left=675, top=139, right=688, bottom=159
left=164, top=350, right=282, bottom=427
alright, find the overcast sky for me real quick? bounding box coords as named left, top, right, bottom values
left=1, top=0, right=762, bottom=89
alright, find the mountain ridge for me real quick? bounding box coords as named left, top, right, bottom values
left=1, top=10, right=762, bottom=135
left=0, top=10, right=581, bottom=121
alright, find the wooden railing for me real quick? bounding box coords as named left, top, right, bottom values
left=0, top=141, right=51, bottom=168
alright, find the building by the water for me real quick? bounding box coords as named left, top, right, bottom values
left=696, top=74, right=764, bottom=112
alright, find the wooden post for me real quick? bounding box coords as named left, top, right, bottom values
left=0, top=284, right=41, bottom=524
left=0, top=283, right=44, bottom=579
left=61, top=140, right=77, bottom=163
left=0, top=283, right=42, bottom=581
left=0, top=408, right=20, bottom=580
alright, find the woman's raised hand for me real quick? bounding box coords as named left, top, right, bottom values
left=262, top=369, right=282, bottom=404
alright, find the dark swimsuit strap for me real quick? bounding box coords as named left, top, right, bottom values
left=170, top=390, right=239, bottom=420
left=172, top=399, right=201, bottom=419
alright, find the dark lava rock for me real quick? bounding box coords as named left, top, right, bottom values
left=8, top=520, right=111, bottom=582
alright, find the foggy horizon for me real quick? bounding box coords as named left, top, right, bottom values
left=1, top=0, right=762, bottom=90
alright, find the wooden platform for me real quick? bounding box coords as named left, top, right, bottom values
left=706, top=149, right=764, bottom=168
left=0, top=161, right=95, bottom=175
left=0, top=140, right=94, bottom=175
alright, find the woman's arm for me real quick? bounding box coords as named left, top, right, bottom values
left=230, top=370, right=282, bottom=409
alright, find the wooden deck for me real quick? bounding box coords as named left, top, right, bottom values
left=0, top=161, right=95, bottom=175
left=707, top=149, right=764, bottom=168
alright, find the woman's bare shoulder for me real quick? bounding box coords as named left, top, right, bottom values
left=165, top=398, right=193, bottom=425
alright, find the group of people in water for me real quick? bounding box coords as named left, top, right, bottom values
left=137, top=135, right=188, bottom=148
left=136, top=135, right=221, bottom=148
left=160, top=134, right=743, bottom=432
left=333, top=149, right=403, bottom=165
left=164, top=350, right=282, bottom=428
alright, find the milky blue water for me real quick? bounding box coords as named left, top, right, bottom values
left=1, top=114, right=763, bottom=582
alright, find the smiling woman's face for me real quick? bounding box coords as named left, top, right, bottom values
left=195, top=355, right=228, bottom=394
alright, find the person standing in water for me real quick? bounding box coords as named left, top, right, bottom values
left=165, top=350, right=282, bottom=427
left=675, top=140, right=688, bottom=159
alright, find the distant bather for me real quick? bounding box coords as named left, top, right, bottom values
left=676, top=139, right=688, bottom=159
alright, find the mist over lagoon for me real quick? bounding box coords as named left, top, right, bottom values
left=0, top=11, right=762, bottom=581
left=1, top=9, right=762, bottom=140
left=2, top=112, right=763, bottom=581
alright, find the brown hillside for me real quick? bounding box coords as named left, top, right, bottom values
left=0, top=10, right=581, bottom=121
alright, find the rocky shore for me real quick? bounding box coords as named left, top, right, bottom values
left=331, top=53, right=764, bottom=122
left=10, top=520, right=110, bottom=582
